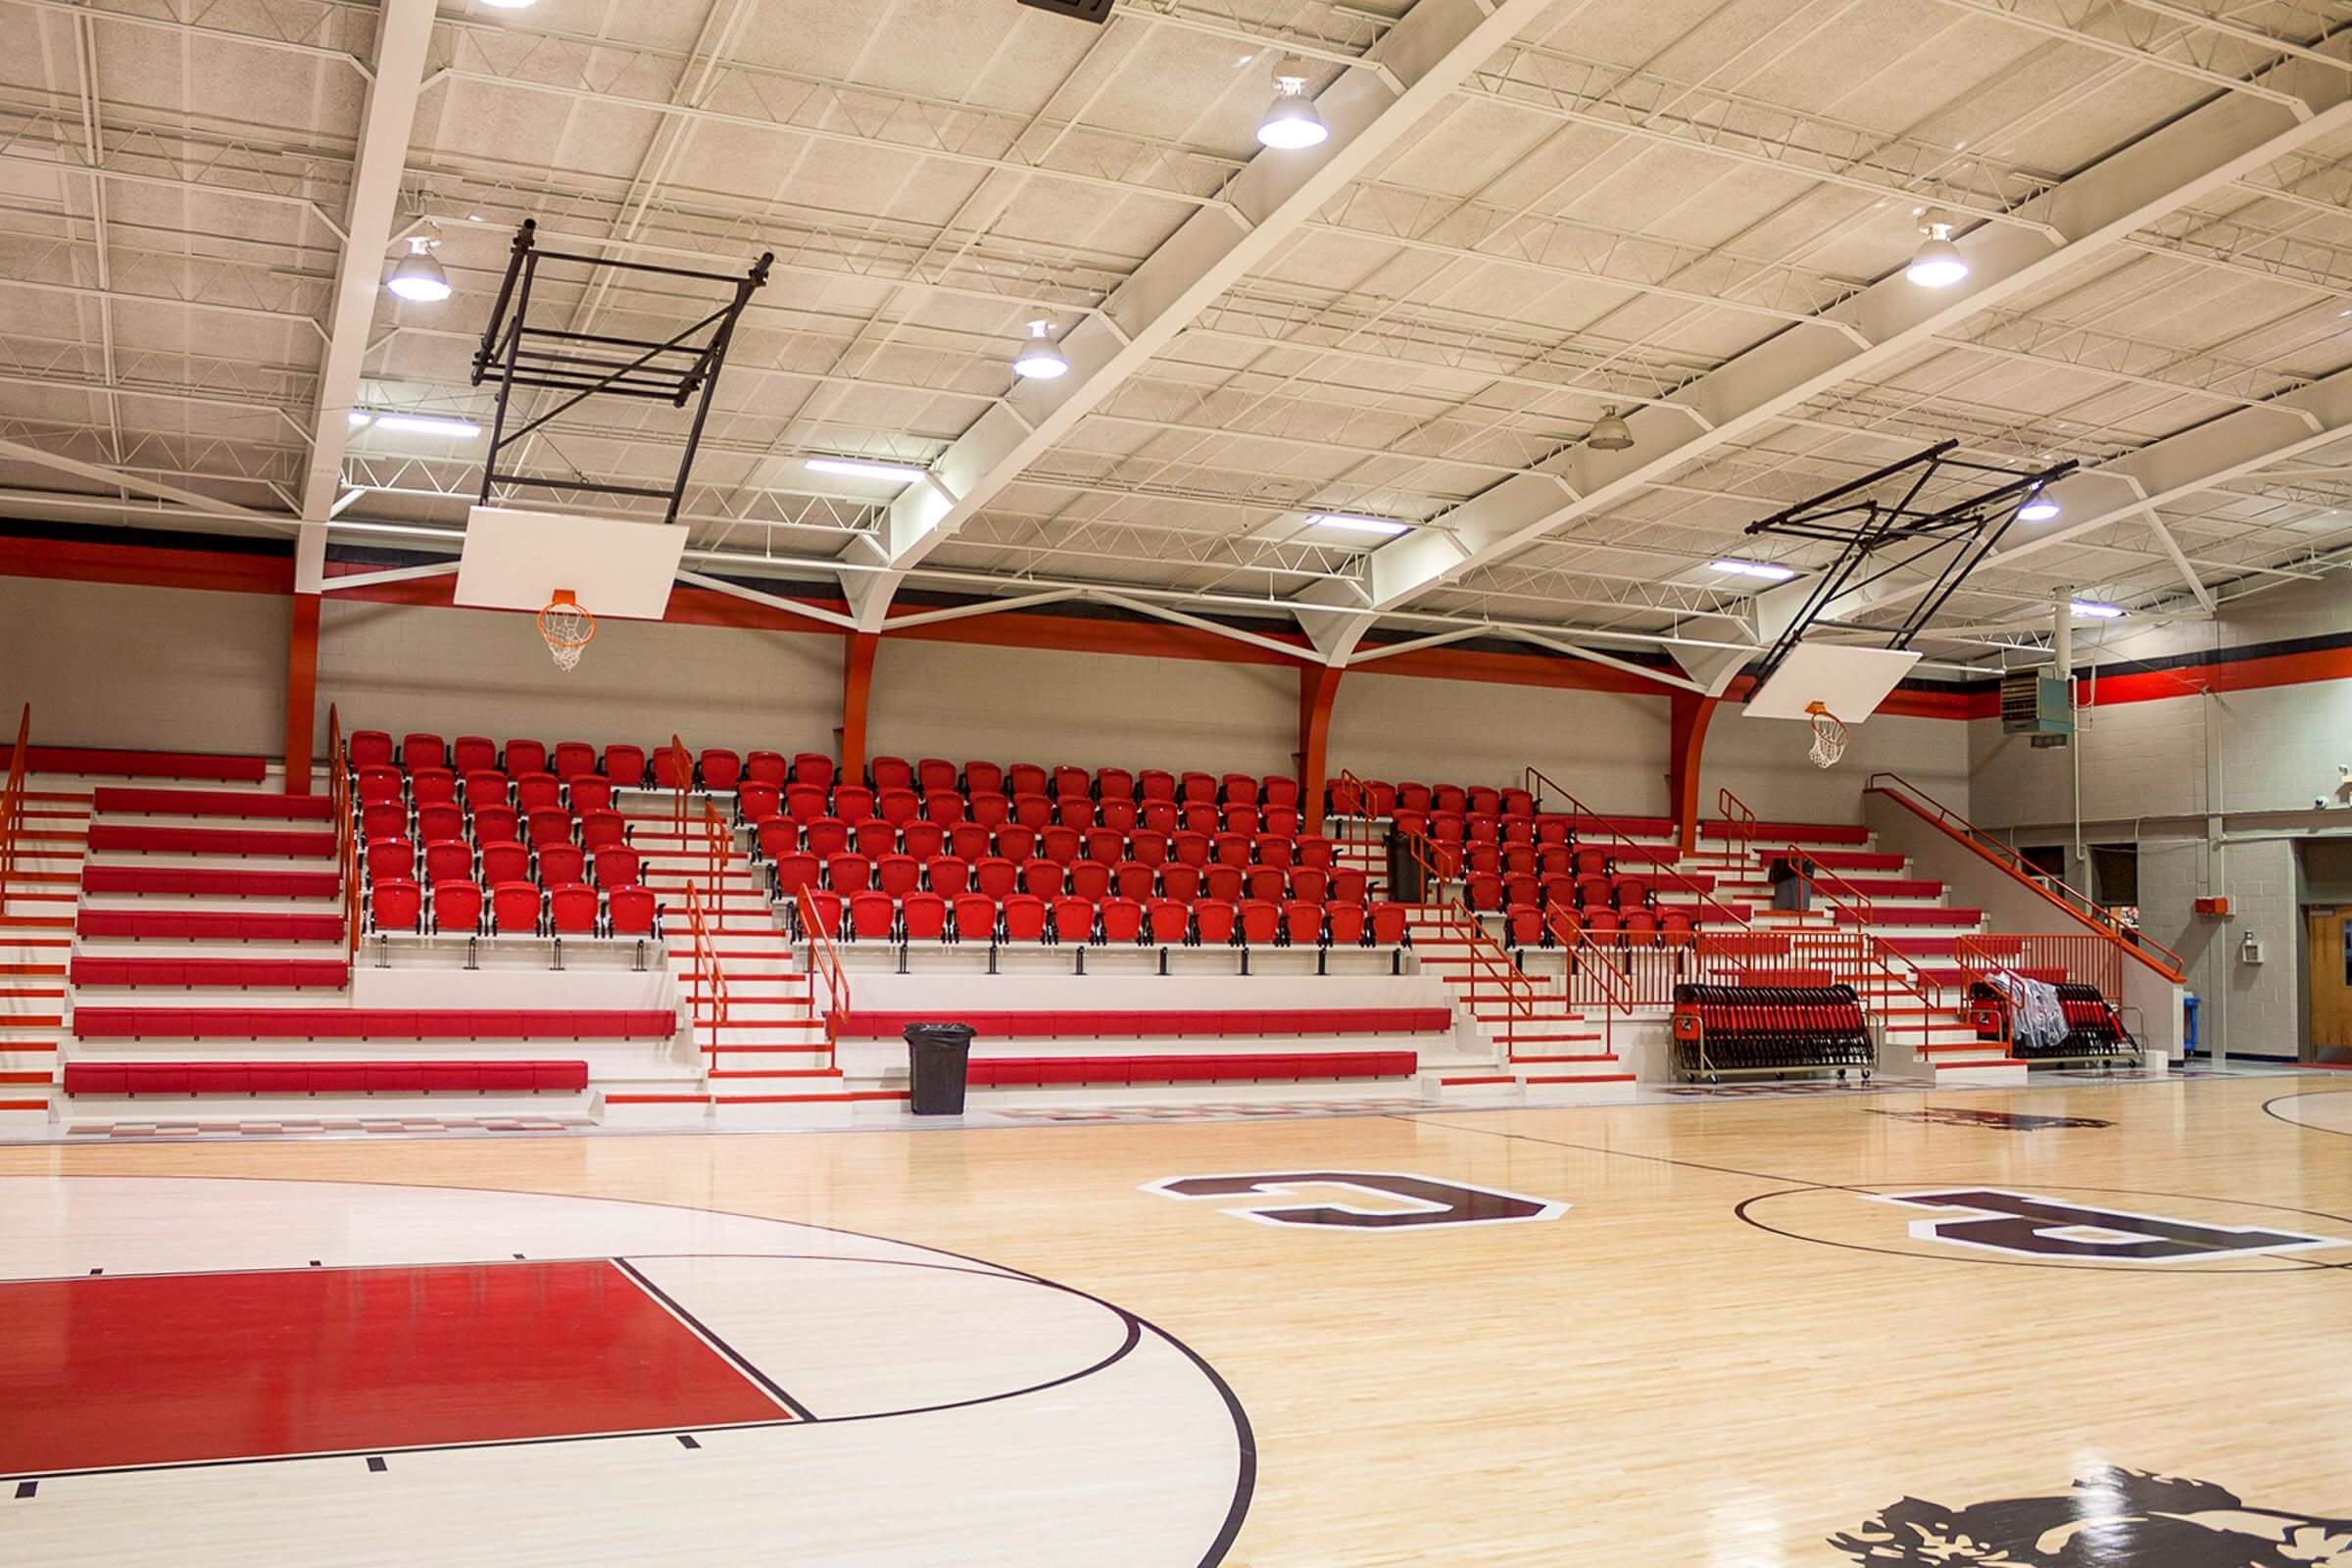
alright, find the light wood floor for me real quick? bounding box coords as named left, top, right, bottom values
left=5, top=1074, right=2351, bottom=1566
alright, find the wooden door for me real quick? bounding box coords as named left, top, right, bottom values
left=2310, top=907, right=2352, bottom=1062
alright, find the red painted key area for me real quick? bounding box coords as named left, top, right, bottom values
left=0, top=1258, right=792, bottom=1476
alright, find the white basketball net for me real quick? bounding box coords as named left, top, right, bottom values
left=538, top=597, right=593, bottom=673
left=1806, top=705, right=1849, bottom=769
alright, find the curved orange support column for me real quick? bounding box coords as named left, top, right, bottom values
left=1298, top=663, right=1343, bottom=835
left=840, top=630, right=880, bottom=783
left=1667, top=690, right=1717, bottom=855
left=283, top=591, right=320, bottom=796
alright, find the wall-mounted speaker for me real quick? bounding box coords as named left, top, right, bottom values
left=1015, top=0, right=1114, bottom=23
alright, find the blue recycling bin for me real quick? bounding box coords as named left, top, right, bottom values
left=2182, top=993, right=2199, bottom=1054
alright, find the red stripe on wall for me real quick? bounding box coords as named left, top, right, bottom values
left=0, top=537, right=290, bottom=594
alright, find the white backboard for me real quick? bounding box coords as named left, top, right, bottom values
left=1743, top=644, right=1921, bottom=721
left=454, top=506, right=686, bottom=619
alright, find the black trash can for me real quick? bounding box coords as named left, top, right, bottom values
left=904, top=1021, right=977, bottom=1115
left=1386, top=828, right=1426, bottom=904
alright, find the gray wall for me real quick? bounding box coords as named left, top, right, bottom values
left=0, top=574, right=286, bottom=755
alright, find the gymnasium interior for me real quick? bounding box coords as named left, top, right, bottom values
left=2, top=0, right=2350, bottom=1562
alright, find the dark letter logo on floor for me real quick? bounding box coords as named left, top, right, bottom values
left=1876, top=1188, right=2344, bottom=1263
left=1143, top=1172, right=1565, bottom=1230
left=1834, top=1467, right=2352, bottom=1566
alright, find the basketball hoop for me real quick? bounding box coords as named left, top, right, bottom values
left=1805, top=703, right=1849, bottom=769
left=537, top=589, right=595, bottom=672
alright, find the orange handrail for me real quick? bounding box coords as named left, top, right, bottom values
left=1546, top=897, right=1630, bottom=1059
left=1714, top=785, right=1755, bottom=861
left=797, top=884, right=847, bottom=1073
left=327, top=705, right=359, bottom=961
left=702, top=797, right=734, bottom=908
left=685, top=881, right=727, bottom=1094
left=667, top=734, right=692, bottom=838
left=0, top=704, right=31, bottom=918
left=1395, top=825, right=1550, bottom=1050
left=1526, top=764, right=1749, bottom=928
left=1865, top=771, right=2184, bottom=982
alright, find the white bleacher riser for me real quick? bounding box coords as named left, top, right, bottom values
left=62, top=1091, right=598, bottom=1124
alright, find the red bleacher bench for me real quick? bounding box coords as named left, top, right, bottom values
left=76, top=910, right=347, bottom=942
left=3, top=745, right=267, bottom=782
left=70, top=1008, right=676, bottom=1041
left=966, top=1051, right=1415, bottom=1087
left=837, top=1007, right=1451, bottom=1041
left=86, top=824, right=337, bottom=857
left=70, top=957, right=351, bottom=989
left=63, top=1060, right=590, bottom=1096
left=91, top=787, right=336, bottom=820
left=80, top=864, right=341, bottom=899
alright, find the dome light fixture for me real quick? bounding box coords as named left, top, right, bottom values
left=1255, top=63, right=1328, bottom=151
left=1587, top=408, right=1635, bottom=451
left=1709, top=559, right=1796, bottom=581
left=385, top=225, right=451, bottom=303
left=2018, top=494, right=2061, bottom=522
left=1906, top=209, right=1969, bottom=288
left=2070, top=599, right=2124, bottom=619
left=1012, top=318, right=1069, bottom=379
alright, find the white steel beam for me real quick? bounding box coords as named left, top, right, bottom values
left=293, top=0, right=436, bottom=590
left=842, top=0, right=1565, bottom=632
left=1319, top=53, right=2352, bottom=625
left=1838, top=365, right=2352, bottom=617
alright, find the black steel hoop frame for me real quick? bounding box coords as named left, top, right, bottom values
left=1740, top=440, right=2079, bottom=686
left=469, top=219, right=774, bottom=524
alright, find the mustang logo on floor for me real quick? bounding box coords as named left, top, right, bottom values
left=1871, top=1106, right=2114, bottom=1131
left=1833, top=1468, right=2352, bottom=1565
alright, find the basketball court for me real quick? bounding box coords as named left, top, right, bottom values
left=6, top=0, right=2352, bottom=1560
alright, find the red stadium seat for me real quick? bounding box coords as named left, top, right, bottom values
left=1097, top=766, right=1134, bottom=801
left=1179, top=771, right=1215, bottom=804
left=1368, top=903, right=1407, bottom=946
left=1203, top=864, right=1243, bottom=903
left=1330, top=867, right=1368, bottom=903
left=526, top=808, right=573, bottom=849
left=1040, top=826, right=1080, bottom=865
left=357, top=764, right=403, bottom=807
left=877, top=788, right=920, bottom=827
left=849, top=890, right=896, bottom=942
left=361, top=802, right=406, bottom=842
left=1113, top=860, right=1155, bottom=903
left=1011, top=793, right=1053, bottom=831
left=853, top=817, right=898, bottom=858
left=1020, top=858, right=1063, bottom=899
left=1261, top=805, right=1299, bottom=838
left=1289, top=865, right=1328, bottom=904
left=756, top=820, right=800, bottom=863
left=1326, top=901, right=1366, bottom=946
left=1003, top=894, right=1047, bottom=943
left=1223, top=803, right=1258, bottom=837
left=1253, top=833, right=1293, bottom=868
left=431, top=880, right=481, bottom=935
left=877, top=854, right=921, bottom=898
left=1146, top=898, right=1189, bottom=944
left=841, top=786, right=883, bottom=823
left=1465, top=872, right=1503, bottom=911
left=1056, top=796, right=1094, bottom=831
left=579, top=809, right=626, bottom=851
left=967, top=793, right=1009, bottom=829
left=423, top=840, right=473, bottom=885
left=1138, top=769, right=1175, bottom=803
left=538, top=843, right=586, bottom=889
left=548, top=741, right=594, bottom=781
left=605, top=743, right=647, bottom=785
left=505, top=739, right=549, bottom=777
left=806, top=817, right=851, bottom=858
left=786, top=783, right=828, bottom=822
left=700, top=749, right=742, bottom=791
left=1281, top=900, right=1324, bottom=946
left=479, top=840, right=530, bottom=885
left=871, top=757, right=914, bottom=791
left=1181, top=802, right=1220, bottom=837
left=1238, top=900, right=1279, bottom=946
left=491, top=881, right=543, bottom=935
left=1160, top=862, right=1202, bottom=904
left=916, top=759, right=957, bottom=794
left=903, top=892, right=947, bottom=941
left=514, top=772, right=562, bottom=812
left=416, top=803, right=464, bottom=845
left=902, top=820, right=945, bottom=861
left=746, top=751, right=787, bottom=787
left=950, top=822, right=993, bottom=862
left=801, top=888, right=842, bottom=938
left=826, top=852, right=872, bottom=893
left=349, top=729, right=394, bottom=767
left=737, top=782, right=781, bottom=822
left=594, top=846, right=641, bottom=889
left=1194, top=901, right=1237, bottom=945
left=1068, top=859, right=1111, bottom=902
left=372, top=879, right=422, bottom=933
left=1053, top=764, right=1090, bottom=801
left=367, top=838, right=416, bottom=882
left=1248, top=864, right=1287, bottom=904
left=1007, top=763, right=1047, bottom=798
left=609, top=885, right=658, bottom=937
left=965, top=761, right=1005, bottom=796
left=411, top=767, right=457, bottom=808
left=1100, top=897, right=1143, bottom=944
left=792, top=753, right=834, bottom=790
left=1098, top=798, right=1138, bottom=835
left=1220, top=774, right=1257, bottom=806
left=1129, top=828, right=1168, bottom=867
left=401, top=732, right=447, bottom=771
left=1262, top=776, right=1300, bottom=809
left=550, top=885, right=599, bottom=935
left=923, top=790, right=966, bottom=826
left=1049, top=896, right=1096, bottom=945
left=1082, top=827, right=1124, bottom=865
left=568, top=775, right=613, bottom=814
left=953, top=894, right=999, bottom=943
left=974, top=857, right=1018, bottom=900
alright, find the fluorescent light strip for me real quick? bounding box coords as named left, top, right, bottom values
left=2069, top=600, right=2124, bottom=619
left=1709, top=559, right=1796, bottom=581
left=368, top=413, right=482, bottom=438
left=806, top=457, right=930, bottom=483
left=1306, top=513, right=1408, bottom=536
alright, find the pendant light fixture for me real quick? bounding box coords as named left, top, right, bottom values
left=1587, top=408, right=1634, bottom=451
left=1255, top=62, right=1328, bottom=150
left=385, top=223, right=451, bottom=303
left=1906, top=210, right=1968, bottom=288
left=1012, top=318, right=1069, bottom=379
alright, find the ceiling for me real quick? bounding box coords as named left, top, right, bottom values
left=3, top=0, right=2350, bottom=684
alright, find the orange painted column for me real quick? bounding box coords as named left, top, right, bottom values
left=840, top=630, right=880, bottom=783
left=283, top=591, right=320, bottom=796
left=1666, top=690, right=1717, bottom=855
left=1298, top=663, right=1344, bottom=835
